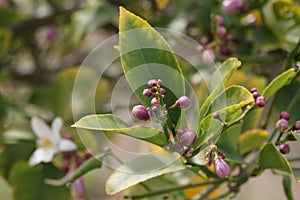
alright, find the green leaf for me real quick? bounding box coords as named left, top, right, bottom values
left=199, top=58, right=242, bottom=119
left=0, top=8, right=24, bottom=27
left=259, top=143, right=291, bottom=173
left=105, top=154, right=185, bottom=195
left=262, top=68, right=298, bottom=99
left=216, top=124, right=244, bottom=163
left=282, top=175, right=294, bottom=200
left=0, top=28, right=11, bottom=62
left=9, top=161, right=70, bottom=200
left=72, top=114, right=167, bottom=147
left=195, top=86, right=254, bottom=148
left=292, top=168, right=300, bottom=182
left=0, top=141, right=35, bottom=180
left=119, top=7, right=184, bottom=124
left=238, top=129, right=268, bottom=154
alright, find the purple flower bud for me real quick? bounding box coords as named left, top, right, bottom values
left=64, top=134, right=74, bottom=141
left=176, top=127, right=189, bottom=138
left=46, top=26, right=57, bottom=41
left=226, top=34, right=234, bottom=42
left=151, top=98, right=159, bottom=106
left=177, top=96, right=190, bottom=109
left=84, top=149, right=93, bottom=160
left=221, top=0, right=244, bottom=14
left=252, top=91, right=259, bottom=99
left=214, top=158, right=231, bottom=179
left=294, top=121, right=300, bottom=130
left=219, top=152, right=226, bottom=159
left=255, top=96, right=266, bottom=107
left=132, top=105, right=150, bottom=121
left=143, top=89, right=152, bottom=97
left=280, top=111, right=290, bottom=121
left=217, top=26, right=227, bottom=37
left=215, top=15, right=225, bottom=26
left=202, top=49, right=216, bottom=65
left=72, top=178, right=85, bottom=199
left=147, top=79, right=159, bottom=88
left=279, top=144, right=290, bottom=154
left=250, top=87, right=257, bottom=93
left=219, top=45, right=231, bottom=56
left=179, top=129, right=196, bottom=147
left=276, top=119, right=289, bottom=132
left=160, top=88, right=166, bottom=95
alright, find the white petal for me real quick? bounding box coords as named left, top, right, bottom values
left=31, top=117, right=52, bottom=138
left=28, top=147, right=56, bottom=166
left=59, top=139, right=77, bottom=152
left=51, top=117, right=63, bottom=142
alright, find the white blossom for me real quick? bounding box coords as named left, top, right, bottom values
left=29, top=117, right=77, bottom=166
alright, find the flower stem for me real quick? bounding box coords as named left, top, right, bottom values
left=126, top=180, right=221, bottom=199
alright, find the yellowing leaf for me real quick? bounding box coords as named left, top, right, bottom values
left=239, top=129, right=268, bottom=154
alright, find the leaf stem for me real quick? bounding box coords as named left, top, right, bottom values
left=127, top=180, right=221, bottom=199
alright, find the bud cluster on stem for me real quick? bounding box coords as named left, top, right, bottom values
left=205, top=145, right=231, bottom=179
left=250, top=87, right=266, bottom=107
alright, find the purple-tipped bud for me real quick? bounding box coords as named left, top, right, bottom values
left=221, top=0, right=244, bottom=14
left=276, top=119, right=289, bottom=132
left=219, top=152, right=226, bottom=159
left=151, top=98, right=159, bottom=106
left=280, top=111, right=290, bottom=121
left=250, top=87, right=257, bottom=93
left=252, top=91, right=259, bottom=99
left=217, top=26, right=227, bottom=37
left=255, top=96, right=266, bottom=107
left=84, top=149, right=93, bottom=160
left=214, top=158, right=231, bottom=179
left=147, top=79, right=159, bottom=88
left=46, top=26, right=57, bottom=41
left=176, top=127, right=189, bottom=138
left=72, top=178, right=85, bottom=199
left=132, top=105, right=150, bottom=121
left=219, top=45, right=231, bottom=55
left=215, top=15, right=225, bottom=26
left=294, top=121, right=300, bottom=130
left=177, top=96, right=190, bottom=109
left=160, top=88, right=166, bottom=95
left=179, top=129, right=196, bottom=147
left=202, top=49, right=216, bottom=65
left=226, top=34, right=234, bottom=42
left=143, top=89, right=152, bottom=97
left=64, top=134, right=74, bottom=141
left=279, top=144, right=290, bottom=154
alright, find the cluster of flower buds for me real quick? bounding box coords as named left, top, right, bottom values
left=175, top=127, right=196, bottom=157
left=210, top=14, right=234, bottom=56
left=132, top=79, right=190, bottom=121
left=205, top=145, right=230, bottom=179
left=62, top=134, right=93, bottom=173
left=276, top=111, right=290, bottom=132
left=221, top=0, right=247, bottom=14
left=250, top=87, right=266, bottom=107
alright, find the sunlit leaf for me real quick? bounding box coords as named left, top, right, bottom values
left=259, top=143, right=291, bottom=173
left=200, top=58, right=241, bottom=119
left=239, top=129, right=268, bottom=154
left=72, top=114, right=167, bottom=147
left=105, top=154, right=185, bottom=195
left=119, top=7, right=184, bottom=124
left=262, top=67, right=298, bottom=99
left=195, top=86, right=254, bottom=148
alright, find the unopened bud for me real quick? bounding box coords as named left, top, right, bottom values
left=177, top=96, right=190, bottom=109
left=279, top=144, right=290, bottom=154
left=276, top=119, right=289, bottom=132
left=214, top=158, right=231, bottom=179
left=132, top=105, right=150, bottom=121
